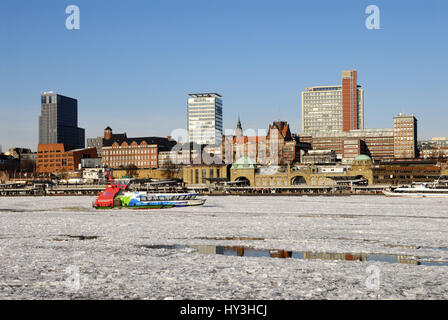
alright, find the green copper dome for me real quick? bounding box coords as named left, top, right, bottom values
left=231, top=157, right=256, bottom=169
left=354, top=155, right=372, bottom=161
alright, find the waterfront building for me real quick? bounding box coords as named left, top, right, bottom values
left=393, top=114, right=418, bottom=159
left=229, top=156, right=373, bottom=187
left=180, top=155, right=447, bottom=188
left=222, top=118, right=267, bottom=165
left=81, top=158, right=102, bottom=168
left=82, top=168, right=105, bottom=182
left=304, top=128, right=394, bottom=162
left=100, top=127, right=176, bottom=169
left=419, top=137, right=448, bottom=160
left=39, top=92, right=85, bottom=149
left=87, top=136, right=104, bottom=158
left=301, top=150, right=337, bottom=164
left=182, top=164, right=229, bottom=185
left=342, top=139, right=370, bottom=162
left=36, top=144, right=97, bottom=173
left=158, top=142, right=201, bottom=167
left=301, top=70, right=364, bottom=136
left=187, top=93, right=223, bottom=146
left=372, top=160, right=442, bottom=185
left=0, top=154, right=19, bottom=173
left=222, top=120, right=311, bottom=165
left=4, top=148, right=37, bottom=172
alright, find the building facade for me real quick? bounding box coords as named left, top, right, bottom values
left=305, top=128, right=394, bottom=162
left=87, top=136, right=104, bottom=158
left=4, top=148, right=37, bottom=172
left=229, top=156, right=373, bottom=187
left=187, top=93, right=223, bottom=146
left=223, top=120, right=311, bottom=166
left=182, top=164, right=229, bottom=185
left=372, top=160, right=442, bottom=185
left=101, top=127, right=176, bottom=169
left=393, top=114, right=418, bottom=159
left=419, top=137, right=448, bottom=160
left=301, top=150, right=337, bottom=164
left=341, top=70, right=363, bottom=132
left=39, top=92, right=85, bottom=149
left=36, top=144, right=97, bottom=173
left=301, top=70, right=364, bottom=136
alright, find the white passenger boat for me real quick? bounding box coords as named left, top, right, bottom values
left=382, top=183, right=448, bottom=198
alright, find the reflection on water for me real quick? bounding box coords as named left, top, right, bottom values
left=139, top=244, right=448, bottom=266
left=146, top=244, right=448, bottom=267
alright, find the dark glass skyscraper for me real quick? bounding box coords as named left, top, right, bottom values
left=38, top=92, right=85, bottom=149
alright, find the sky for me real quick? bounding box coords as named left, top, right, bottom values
left=0, top=0, right=447, bottom=151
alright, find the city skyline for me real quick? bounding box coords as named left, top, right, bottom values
left=1, top=0, right=447, bottom=150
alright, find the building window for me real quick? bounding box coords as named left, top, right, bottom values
left=202, top=169, right=206, bottom=184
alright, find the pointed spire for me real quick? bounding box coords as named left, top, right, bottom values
left=237, top=114, right=242, bottom=130
left=236, top=115, right=243, bottom=137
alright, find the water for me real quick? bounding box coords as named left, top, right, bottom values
left=142, top=244, right=448, bottom=267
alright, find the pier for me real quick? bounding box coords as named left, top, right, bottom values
left=0, top=181, right=387, bottom=196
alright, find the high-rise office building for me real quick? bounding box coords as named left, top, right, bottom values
left=187, top=93, right=223, bottom=145
left=39, top=92, right=85, bottom=149
left=341, top=70, right=363, bottom=132
left=393, top=114, right=418, bottom=159
left=301, top=70, right=364, bottom=136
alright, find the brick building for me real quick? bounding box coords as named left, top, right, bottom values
left=301, top=128, right=396, bottom=162
left=36, top=144, right=98, bottom=173
left=223, top=120, right=311, bottom=165
left=101, top=127, right=176, bottom=169
left=372, top=160, right=442, bottom=185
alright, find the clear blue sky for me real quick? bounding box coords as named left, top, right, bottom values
left=0, top=0, right=447, bottom=151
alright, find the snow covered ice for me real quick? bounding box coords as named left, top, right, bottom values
left=0, top=195, right=448, bottom=299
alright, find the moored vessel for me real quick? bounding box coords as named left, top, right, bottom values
left=382, top=183, right=448, bottom=198
left=94, top=174, right=205, bottom=209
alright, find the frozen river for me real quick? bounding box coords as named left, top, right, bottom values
left=0, top=195, right=447, bottom=299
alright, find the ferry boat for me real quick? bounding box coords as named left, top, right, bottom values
left=94, top=175, right=205, bottom=209
left=117, top=191, right=205, bottom=208
left=382, top=183, right=448, bottom=198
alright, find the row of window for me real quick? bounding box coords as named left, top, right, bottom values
left=38, top=150, right=62, bottom=153
left=106, top=161, right=157, bottom=167
left=190, top=168, right=222, bottom=184
left=104, top=155, right=157, bottom=160
left=104, top=148, right=156, bottom=155
left=41, top=95, right=58, bottom=104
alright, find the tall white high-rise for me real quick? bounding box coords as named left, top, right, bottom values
left=187, top=93, right=223, bottom=145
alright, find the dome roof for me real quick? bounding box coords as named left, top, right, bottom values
left=231, top=157, right=256, bottom=169
left=354, top=155, right=372, bottom=161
